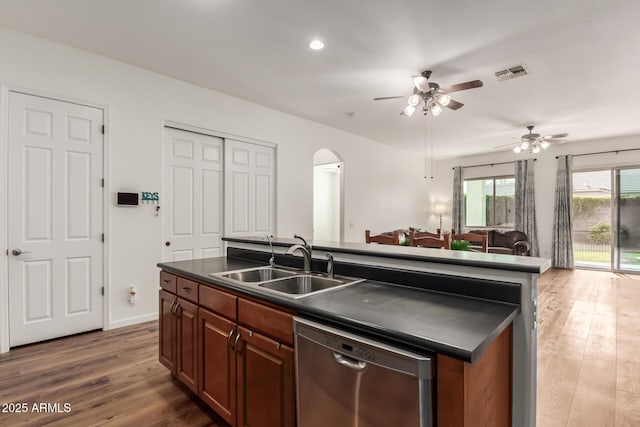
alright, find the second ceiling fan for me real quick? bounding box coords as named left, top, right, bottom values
left=494, top=125, right=569, bottom=153
left=374, top=70, right=483, bottom=117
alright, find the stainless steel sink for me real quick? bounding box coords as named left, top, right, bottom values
left=258, top=275, right=344, bottom=295
left=212, top=266, right=363, bottom=299
left=217, top=266, right=296, bottom=282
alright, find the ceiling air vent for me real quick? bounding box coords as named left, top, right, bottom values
left=494, top=64, right=530, bottom=81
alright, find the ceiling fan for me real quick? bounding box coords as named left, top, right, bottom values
left=373, top=70, right=483, bottom=117
left=496, top=125, right=569, bottom=154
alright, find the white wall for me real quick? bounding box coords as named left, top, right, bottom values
left=313, top=164, right=341, bottom=241
left=426, top=135, right=640, bottom=259
left=0, top=26, right=428, bottom=335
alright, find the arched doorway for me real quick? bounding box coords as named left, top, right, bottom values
left=313, top=149, right=344, bottom=242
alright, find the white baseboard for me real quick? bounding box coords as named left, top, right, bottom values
left=108, top=312, right=158, bottom=330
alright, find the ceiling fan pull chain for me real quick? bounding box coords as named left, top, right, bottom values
left=430, top=115, right=435, bottom=179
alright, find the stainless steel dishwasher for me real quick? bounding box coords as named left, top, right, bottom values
left=294, top=317, right=433, bottom=427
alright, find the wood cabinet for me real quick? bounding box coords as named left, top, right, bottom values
left=158, top=278, right=199, bottom=394
left=199, top=307, right=237, bottom=425
left=159, top=289, right=177, bottom=372
left=160, top=271, right=295, bottom=427
left=236, top=325, right=294, bottom=427
left=437, top=324, right=512, bottom=427
left=176, top=297, right=199, bottom=393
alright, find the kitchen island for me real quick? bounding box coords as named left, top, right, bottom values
left=158, top=236, right=550, bottom=426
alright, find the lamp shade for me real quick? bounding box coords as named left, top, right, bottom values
left=433, top=203, right=447, bottom=214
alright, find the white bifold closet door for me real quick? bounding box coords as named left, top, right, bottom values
left=224, top=139, right=275, bottom=238
left=163, top=127, right=223, bottom=261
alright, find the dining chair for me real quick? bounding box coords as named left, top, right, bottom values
left=365, top=230, right=400, bottom=245
left=450, top=231, right=488, bottom=252
left=409, top=232, right=450, bottom=249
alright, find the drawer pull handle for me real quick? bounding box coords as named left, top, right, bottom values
left=163, top=279, right=171, bottom=284
left=227, top=329, right=235, bottom=350
left=170, top=300, right=178, bottom=315
left=275, top=342, right=281, bottom=350
left=181, top=287, right=192, bottom=293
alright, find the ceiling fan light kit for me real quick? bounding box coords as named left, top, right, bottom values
left=430, top=102, right=443, bottom=117
left=437, top=93, right=451, bottom=106
left=375, top=70, right=483, bottom=117
left=408, top=94, right=421, bottom=107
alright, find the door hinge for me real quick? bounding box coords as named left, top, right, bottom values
left=101, top=233, right=105, bottom=243
left=101, top=125, right=105, bottom=134
left=101, top=178, right=105, bottom=188
left=101, top=286, right=104, bottom=296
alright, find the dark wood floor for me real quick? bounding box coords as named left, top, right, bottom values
left=2, top=269, right=639, bottom=426
left=0, top=322, right=229, bottom=426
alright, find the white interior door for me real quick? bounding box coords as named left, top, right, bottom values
left=163, top=127, right=223, bottom=261
left=224, top=139, right=275, bottom=237
left=7, top=91, right=104, bottom=347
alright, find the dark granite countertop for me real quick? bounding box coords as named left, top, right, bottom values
left=223, top=236, right=551, bottom=274
left=158, top=256, right=519, bottom=364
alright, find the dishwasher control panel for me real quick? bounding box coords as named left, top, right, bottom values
left=294, top=317, right=432, bottom=379
left=339, top=341, right=377, bottom=363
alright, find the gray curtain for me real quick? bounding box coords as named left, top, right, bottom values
left=515, top=159, right=539, bottom=256
left=552, top=155, right=574, bottom=268
left=452, top=166, right=464, bottom=234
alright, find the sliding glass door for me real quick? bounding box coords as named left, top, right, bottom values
left=572, top=167, right=640, bottom=272
left=616, top=168, right=640, bottom=272
left=572, top=170, right=612, bottom=270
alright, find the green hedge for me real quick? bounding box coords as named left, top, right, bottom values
left=572, top=196, right=610, bottom=217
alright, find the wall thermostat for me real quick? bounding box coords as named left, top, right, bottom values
left=117, top=192, right=139, bottom=206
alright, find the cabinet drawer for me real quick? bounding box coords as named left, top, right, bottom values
left=199, top=285, right=237, bottom=320
left=177, top=277, right=199, bottom=303
left=238, top=298, right=294, bottom=346
left=160, top=271, right=177, bottom=293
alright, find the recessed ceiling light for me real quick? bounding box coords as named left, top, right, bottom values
left=309, top=40, right=324, bottom=50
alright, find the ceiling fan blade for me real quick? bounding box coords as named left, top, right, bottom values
left=439, top=80, right=483, bottom=93
left=544, top=133, right=569, bottom=139
left=373, top=95, right=404, bottom=101
left=446, top=99, right=464, bottom=110
left=494, top=142, right=518, bottom=149
left=412, top=75, right=429, bottom=92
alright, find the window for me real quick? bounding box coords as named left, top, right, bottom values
left=463, top=176, right=515, bottom=228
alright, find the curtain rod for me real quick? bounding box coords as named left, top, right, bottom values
left=452, top=158, right=537, bottom=170
left=555, top=147, right=640, bottom=159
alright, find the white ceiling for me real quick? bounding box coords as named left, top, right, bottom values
left=1, top=0, right=639, bottom=158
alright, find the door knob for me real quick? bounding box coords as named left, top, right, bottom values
left=11, top=249, right=30, bottom=256
left=165, top=241, right=171, bottom=246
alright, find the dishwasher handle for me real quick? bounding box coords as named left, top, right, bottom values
left=332, top=351, right=367, bottom=371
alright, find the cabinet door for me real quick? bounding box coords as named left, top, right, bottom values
left=159, top=289, right=177, bottom=373
left=236, top=326, right=294, bottom=427
left=199, top=308, right=237, bottom=426
left=176, top=298, right=199, bottom=393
